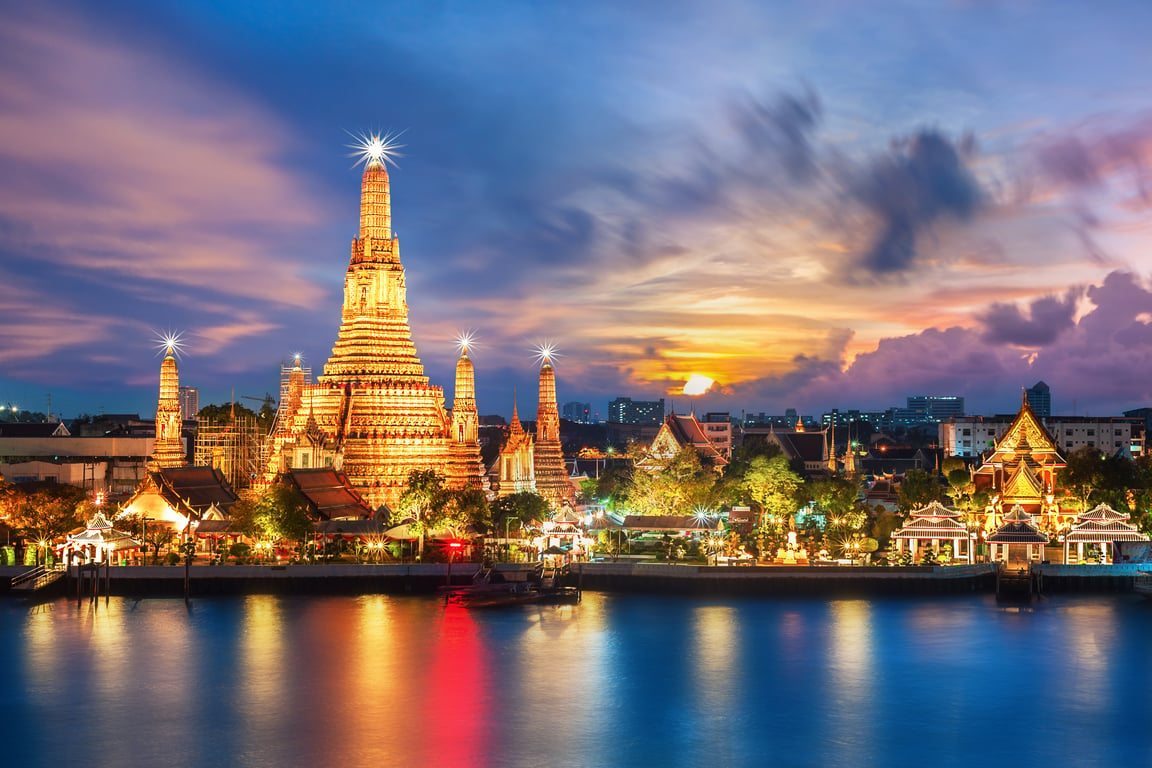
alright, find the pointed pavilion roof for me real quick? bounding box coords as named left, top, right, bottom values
left=1065, top=503, right=1150, bottom=543
left=987, top=504, right=1049, bottom=543
left=66, top=512, right=141, bottom=551
left=975, top=391, right=1064, bottom=472
left=891, top=501, right=970, bottom=539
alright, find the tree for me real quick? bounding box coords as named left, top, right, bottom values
left=430, top=487, right=490, bottom=539
left=396, top=470, right=447, bottom=558
left=230, top=484, right=313, bottom=557
left=7, top=485, right=87, bottom=561
left=624, top=447, right=717, bottom=516
left=741, top=455, right=802, bottom=529
left=897, top=469, right=946, bottom=512
left=1058, top=446, right=1104, bottom=512
left=801, top=477, right=861, bottom=528
left=492, top=492, right=550, bottom=531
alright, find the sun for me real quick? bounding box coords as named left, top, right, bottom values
left=682, top=374, right=714, bottom=396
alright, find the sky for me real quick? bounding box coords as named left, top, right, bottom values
left=2, top=0, right=1152, bottom=423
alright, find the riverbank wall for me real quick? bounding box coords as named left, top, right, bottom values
left=1, top=561, right=1147, bottom=598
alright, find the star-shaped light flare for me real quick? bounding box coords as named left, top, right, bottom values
left=154, top=330, right=186, bottom=358
left=291, top=352, right=305, bottom=368
left=455, top=330, right=479, bottom=356
left=346, top=129, right=406, bottom=169
left=533, top=341, right=562, bottom=367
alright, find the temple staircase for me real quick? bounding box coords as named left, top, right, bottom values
left=10, top=564, right=65, bottom=594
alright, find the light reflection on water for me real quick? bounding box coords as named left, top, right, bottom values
left=4, top=593, right=1152, bottom=768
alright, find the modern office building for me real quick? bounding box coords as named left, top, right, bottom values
left=1027, top=381, right=1051, bottom=419
left=178, top=386, right=199, bottom=422
left=906, top=395, right=965, bottom=421
left=941, top=415, right=1143, bottom=457
left=562, top=401, right=591, bottom=423
left=607, top=397, right=665, bottom=425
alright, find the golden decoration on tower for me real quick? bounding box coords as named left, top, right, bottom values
left=264, top=142, right=485, bottom=512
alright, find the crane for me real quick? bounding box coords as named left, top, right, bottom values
left=241, top=393, right=278, bottom=411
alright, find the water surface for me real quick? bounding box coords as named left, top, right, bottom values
left=2, top=593, right=1150, bottom=767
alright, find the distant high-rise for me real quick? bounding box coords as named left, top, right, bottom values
left=1027, top=381, right=1051, bottom=419
left=608, top=397, right=665, bottom=425
left=906, top=395, right=965, bottom=421
left=178, top=386, right=199, bottom=422
left=562, top=401, right=591, bottom=423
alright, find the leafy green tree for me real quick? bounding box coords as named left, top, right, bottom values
left=8, top=485, right=87, bottom=558
left=741, top=455, right=802, bottom=529
left=230, top=484, right=313, bottom=556
left=897, top=469, right=946, bottom=512
left=430, top=487, right=490, bottom=539
left=801, top=477, right=861, bottom=527
left=625, top=447, right=717, bottom=516
left=395, top=469, right=445, bottom=557
left=594, top=464, right=632, bottom=510
left=1058, top=446, right=1103, bottom=512
left=492, top=492, right=550, bottom=532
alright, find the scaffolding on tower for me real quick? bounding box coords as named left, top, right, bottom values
left=193, top=410, right=265, bottom=492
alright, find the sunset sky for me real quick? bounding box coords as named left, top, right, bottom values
left=2, top=0, right=1151, bottom=422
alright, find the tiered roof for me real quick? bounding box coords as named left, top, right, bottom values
left=643, top=413, right=728, bottom=470
left=282, top=468, right=374, bottom=520
left=66, top=512, right=141, bottom=551
left=987, top=504, right=1049, bottom=544
left=891, top=501, right=970, bottom=540
left=1064, top=503, right=1150, bottom=544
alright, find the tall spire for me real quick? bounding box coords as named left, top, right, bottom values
left=534, top=356, right=575, bottom=510
left=359, top=159, right=391, bottom=242
left=151, top=346, right=186, bottom=469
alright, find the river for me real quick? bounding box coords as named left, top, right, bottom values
left=2, top=592, right=1150, bottom=767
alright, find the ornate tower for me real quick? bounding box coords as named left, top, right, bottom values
left=496, top=396, right=535, bottom=496
left=447, top=343, right=488, bottom=490
left=533, top=354, right=575, bottom=510
left=151, top=342, right=186, bottom=469
left=265, top=141, right=484, bottom=511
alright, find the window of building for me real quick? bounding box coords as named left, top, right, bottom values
left=962, top=429, right=971, bottom=436
left=1087, top=429, right=1095, bottom=436
left=1065, top=430, right=1073, bottom=436
left=1087, top=441, right=1095, bottom=447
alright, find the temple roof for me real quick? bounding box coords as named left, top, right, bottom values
left=891, top=502, right=969, bottom=539
left=145, top=466, right=239, bottom=518
left=988, top=504, right=1049, bottom=543
left=1077, top=503, right=1132, bottom=522
left=974, top=392, right=1064, bottom=479
left=66, top=512, right=141, bottom=550
left=282, top=468, right=374, bottom=520
left=1064, top=520, right=1150, bottom=543
left=643, top=414, right=728, bottom=469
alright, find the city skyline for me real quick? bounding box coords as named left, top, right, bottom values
left=3, top=1, right=1152, bottom=421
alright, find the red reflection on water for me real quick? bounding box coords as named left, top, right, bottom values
left=422, top=602, right=490, bottom=766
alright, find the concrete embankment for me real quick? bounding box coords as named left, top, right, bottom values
left=1, top=562, right=1147, bottom=598
left=571, top=562, right=997, bottom=596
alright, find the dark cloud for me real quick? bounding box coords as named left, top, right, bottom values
left=978, top=291, right=1080, bottom=347
left=730, top=87, right=823, bottom=183
left=852, top=129, right=983, bottom=273
left=1036, top=136, right=1099, bottom=188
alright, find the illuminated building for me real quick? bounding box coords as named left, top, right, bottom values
left=608, top=397, right=665, bottom=425
left=493, top=398, right=535, bottom=496
left=639, top=413, right=728, bottom=472
left=264, top=141, right=485, bottom=511
left=532, top=354, right=576, bottom=510
left=150, top=338, right=187, bottom=470
left=179, top=386, right=200, bottom=422
left=972, top=392, right=1065, bottom=530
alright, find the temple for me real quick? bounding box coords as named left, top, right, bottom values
left=150, top=341, right=187, bottom=469
left=973, top=392, right=1066, bottom=531
left=264, top=149, right=485, bottom=512
left=533, top=355, right=576, bottom=510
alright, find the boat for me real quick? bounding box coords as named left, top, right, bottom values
left=1135, top=572, right=1152, bottom=599
left=443, top=563, right=581, bottom=608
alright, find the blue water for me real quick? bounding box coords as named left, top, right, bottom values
left=2, top=592, right=1151, bottom=768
